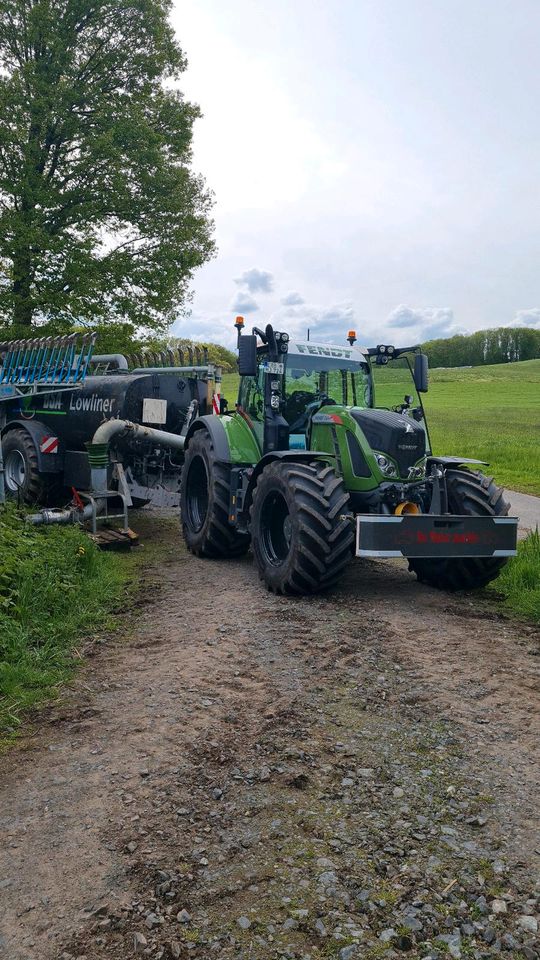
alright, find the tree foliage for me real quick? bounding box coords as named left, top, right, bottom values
left=0, top=0, right=215, bottom=331
left=423, top=326, right=540, bottom=367
left=163, top=337, right=237, bottom=371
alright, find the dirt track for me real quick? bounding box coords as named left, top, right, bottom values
left=0, top=514, right=539, bottom=960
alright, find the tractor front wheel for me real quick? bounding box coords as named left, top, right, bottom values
left=180, top=430, right=250, bottom=558
left=408, top=468, right=510, bottom=590
left=250, top=460, right=353, bottom=595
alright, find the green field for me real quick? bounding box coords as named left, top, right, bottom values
left=221, top=358, right=540, bottom=495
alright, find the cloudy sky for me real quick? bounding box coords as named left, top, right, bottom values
left=171, top=0, right=540, bottom=349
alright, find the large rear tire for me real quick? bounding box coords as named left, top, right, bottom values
left=408, top=468, right=510, bottom=590
left=1, top=428, right=52, bottom=505
left=180, top=430, right=250, bottom=558
left=250, top=460, right=353, bottom=595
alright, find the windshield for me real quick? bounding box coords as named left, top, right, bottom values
left=283, top=362, right=372, bottom=429
left=371, top=355, right=431, bottom=450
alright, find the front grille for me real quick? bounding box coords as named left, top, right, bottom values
left=351, top=408, right=426, bottom=478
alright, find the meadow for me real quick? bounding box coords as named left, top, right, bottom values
left=222, top=358, right=540, bottom=495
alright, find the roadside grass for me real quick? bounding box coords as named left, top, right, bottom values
left=0, top=505, right=132, bottom=739
left=222, top=359, right=540, bottom=495
left=490, top=530, right=540, bottom=623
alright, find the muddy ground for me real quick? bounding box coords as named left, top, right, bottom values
left=0, top=514, right=539, bottom=960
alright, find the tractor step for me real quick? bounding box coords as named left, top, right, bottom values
left=355, top=514, right=518, bottom=559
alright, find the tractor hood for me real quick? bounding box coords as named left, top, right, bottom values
left=350, top=408, right=426, bottom=479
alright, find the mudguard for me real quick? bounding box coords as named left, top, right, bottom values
left=185, top=413, right=262, bottom=466
left=2, top=419, right=64, bottom=473
left=184, top=415, right=230, bottom=460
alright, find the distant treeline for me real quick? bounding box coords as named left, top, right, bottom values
left=423, top=327, right=540, bottom=368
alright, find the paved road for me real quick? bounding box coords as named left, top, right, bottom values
left=507, top=489, right=540, bottom=534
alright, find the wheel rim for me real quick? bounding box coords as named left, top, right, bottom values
left=185, top=455, right=209, bottom=532
left=4, top=449, right=26, bottom=492
left=259, top=491, right=292, bottom=565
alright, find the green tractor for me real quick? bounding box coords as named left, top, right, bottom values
left=180, top=318, right=517, bottom=595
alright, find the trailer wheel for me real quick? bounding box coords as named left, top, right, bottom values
left=180, top=430, right=250, bottom=558
left=2, top=428, right=52, bottom=505
left=250, top=460, right=353, bottom=595
left=408, top=468, right=510, bottom=591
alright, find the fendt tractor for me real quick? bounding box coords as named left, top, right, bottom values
left=179, top=318, right=517, bottom=594
left=0, top=322, right=517, bottom=594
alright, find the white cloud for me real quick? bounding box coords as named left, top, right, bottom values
left=171, top=309, right=237, bottom=348
left=234, top=267, right=274, bottom=294
left=281, top=291, right=305, bottom=306
left=386, top=304, right=466, bottom=342
left=511, top=308, right=540, bottom=328
left=269, top=299, right=358, bottom=345
left=230, top=290, right=259, bottom=314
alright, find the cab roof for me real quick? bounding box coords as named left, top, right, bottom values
left=287, top=340, right=369, bottom=362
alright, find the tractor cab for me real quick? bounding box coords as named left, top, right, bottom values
left=235, top=317, right=430, bottom=461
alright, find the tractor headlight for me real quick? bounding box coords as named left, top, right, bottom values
left=407, top=461, right=426, bottom=480
left=375, top=453, right=398, bottom=478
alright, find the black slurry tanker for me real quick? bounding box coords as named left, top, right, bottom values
left=0, top=347, right=221, bottom=508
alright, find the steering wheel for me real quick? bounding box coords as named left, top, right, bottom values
left=288, top=393, right=336, bottom=432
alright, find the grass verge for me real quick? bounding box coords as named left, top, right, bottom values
left=0, top=505, right=133, bottom=739
left=490, top=530, right=540, bottom=623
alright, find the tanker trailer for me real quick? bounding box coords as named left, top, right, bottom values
left=1, top=360, right=220, bottom=506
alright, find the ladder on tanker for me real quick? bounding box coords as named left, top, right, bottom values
left=0, top=332, right=96, bottom=502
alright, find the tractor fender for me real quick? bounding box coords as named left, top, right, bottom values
left=427, top=456, right=488, bottom=467
left=184, top=415, right=230, bottom=460
left=243, top=450, right=335, bottom=513
left=1, top=419, right=64, bottom=474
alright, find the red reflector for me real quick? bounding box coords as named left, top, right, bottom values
left=329, top=414, right=343, bottom=424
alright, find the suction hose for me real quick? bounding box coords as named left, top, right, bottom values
left=28, top=418, right=186, bottom=525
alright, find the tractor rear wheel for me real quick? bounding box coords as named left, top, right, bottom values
left=408, top=468, right=510, bottom=590
left=180, top=430, right=250, bottom=558
left=2, top=428, right=52, bottom=505
left=250, top=460, right=353, bottom=595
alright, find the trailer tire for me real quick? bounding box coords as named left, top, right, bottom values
left=250, top=460, right=353, bottom=595
left=180, top=430, right=250, bottom=558
left=2, top=428, right=52, bottom=505
left=408, top=468, right=510, bottom=591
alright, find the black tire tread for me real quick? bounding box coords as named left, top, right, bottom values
left=2, top=428, right=50, bottom=505
left=250, top=459, right=354, bottom=595
left=180, top=431, right=250, bottom=559
left=408, top=468, right=510, bottom=591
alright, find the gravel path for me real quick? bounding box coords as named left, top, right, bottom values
left=0, top=516, right=538, bottom=960
left=507, top=490, right=540, bottom=535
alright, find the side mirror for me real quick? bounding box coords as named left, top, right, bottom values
left=414, top=353, right=428, bottom=393
left=238, top=334, right=258, bottom=377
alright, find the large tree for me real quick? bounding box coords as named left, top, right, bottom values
left=0, top=0, right=215, bottom=332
